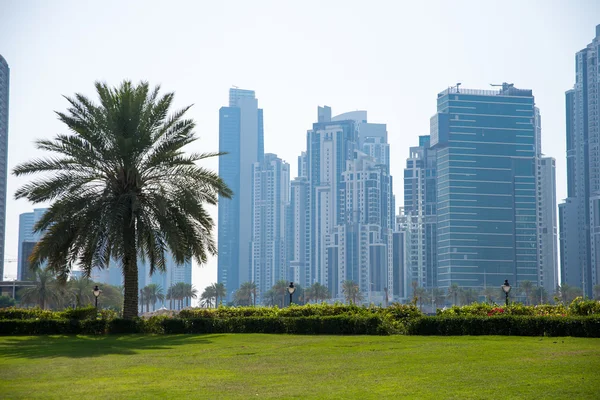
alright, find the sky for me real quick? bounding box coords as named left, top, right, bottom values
left=0, top=0, right=598, bottom=292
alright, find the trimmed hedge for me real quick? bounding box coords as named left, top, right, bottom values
left=0, top=315, right=391, bottom=336
left=0, top=306, right=99, bottom=321
left=408, top=316, right=600, bottom=337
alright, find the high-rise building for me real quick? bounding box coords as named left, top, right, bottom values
left=431, top=83, right=538, bottom=289
left=306, top=107, right=358, bottom=294
left=218, top=88, right=264, bottom=299
left=250, top=153, right=290, bottom=303
left=402, top=136, right=437, bottom=295
left=0, top=55, right=9, bottom=281
left=538, top=157, right=558, bottom=294
left=559, top=25, right=600, bottom=297
left=327, top=150, right=394, bottom=301
left=17, top=208, right=48, bottom=281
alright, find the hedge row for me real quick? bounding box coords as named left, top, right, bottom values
left=408, top=316, right=600, bottom=337
left=0, top=306, right=104, bottom=321
left=0, top=315, right=390, bottom=336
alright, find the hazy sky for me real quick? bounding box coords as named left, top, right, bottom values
left=0, top=0, right=598, bottom=291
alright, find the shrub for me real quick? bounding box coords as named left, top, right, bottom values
left=108, top=318, right=144, bottom=334
left=407, top=315, right=600, bottom=337
left=0, top=307, right=59, bottom=320
left=60, top=307, right=98, bottom=320
left=0, top=319, right=81, bottom=335
left=568, top=297, right=600, bottom=316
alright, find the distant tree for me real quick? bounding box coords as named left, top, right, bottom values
left=413, top=287, right=429, bottom=311
left=234, top=282, right=256, bottom=306
left=272, top=280, right=288, bottom=307
left=431, top=288, right=446, bottom=308
left=200, top=286, right=216, bottom=308
left=481, top=287, right=498, bottom=304
left=18, top=269, right=60, bottom=309
left=519, top=280, right=535, bottom=305
left=555, top=284, right=582, bottom=304
left=593, top=284, right=600, bottom=301
left=447, top=283, right=460, bottom=306
left=342, top=280, right=363, bottom=304
left=308, top=282, right=330, bottom=304
left=0, top=295, right=16, bottom=308
left=460, top=288, right=478, bottom=305
left=68, top=277, right=95, bottom=308
left=142, top=284, right=164, bottom=311
left=210, top=283, right=227, bottom=307
left=263, top=289, right=277, bottom=306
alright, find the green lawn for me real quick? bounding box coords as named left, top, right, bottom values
left=0, top=335, right=598, bottom=399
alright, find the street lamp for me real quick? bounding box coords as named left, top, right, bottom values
left=501, top=280, right=511, bottom=307
left=287, top=282, right=296, bottom=306
left=93, top=285, right=102, bottom=311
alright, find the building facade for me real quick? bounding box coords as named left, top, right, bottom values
left=17, top=208, right=48, bottom=281
left=431, top=83, right=539, bottom=289
left=0, top=55, right=8, bottom=281
left=217, top=88, right=264, bottom=299
left=559, top=25, right=600, bottom=297
left=402, top=136, right=437, bottom=295
left=250, top=153, right=290, bottom=303
left=538, top=157, right=558, bottom=294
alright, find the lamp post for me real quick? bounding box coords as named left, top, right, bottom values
left=501, top=280, right=511, bottom=307
left=287, top=282, right=296, bottom=306
left=93, top=285, right=101, bottom=311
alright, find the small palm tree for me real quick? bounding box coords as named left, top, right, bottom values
left=210, top=282, right=226, bottom=307
left=431, top=288, right=446, bottom=309
left=460, top=288, right=478, bottom=305
left=519, top=280, right=534, bottom=305
left=236, top=281, right=257, bottom=306
left=413, top=287, right=429, bottom=311
left=272, top=280, right=288, bottom=307
left=200, top=286, right=216, bottom=308
left=309, top=282, right=330, bottom=303
left=263, top=289, right=277, bottom=306
left=481, top=287, right=498, bottom=304
left=341, top=280, right=363, bottom=304
left=13, top=81, right=232, bottom=319
left=184, top=283, right=198, bottom=307
left=593, top=284, right=600, bottom=301
left=18, top=269, right=61, bottom=309
left=68, top=277, right=94, bottom=308
left=447, top=283, right=460, bottom=306
left=142, top=284, right=164, bottom=311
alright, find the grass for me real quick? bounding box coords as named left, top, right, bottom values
left=0, top=335, right=599, bottom=399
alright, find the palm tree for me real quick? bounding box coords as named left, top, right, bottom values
left=593, top=284, right=600, bottom=301
left=236, top=281, right=257, bottom=306
left=13, top=81, right=232, bottom=319
left=143, top=284, right=164, bottom=311
left=68, top=277, right=94, bottom=308
left=460, top=288, right=478, bottom=305
left=519, top=280, right=534, bottom=305
left=413, top=287, right=429, bottom=311
left=342, top=280, right=363, bottom=304
left=263, top=289, right=277, bottom=306
left=183, top=283, right=198, bottom=307
left=18, top=269, right=61, bottom=309
left=308, top=282, right=330, bottom=303
left=431, top=288, right=446, bottom=309
left=200, top=286, right=216, bottom=308
left=481, top=287, right=498, bottom=304
left=447, top=283, right=460, bottom=306
left=210, top=282, right=226, bottom=307
left=272, top=280, right=288, bottom=307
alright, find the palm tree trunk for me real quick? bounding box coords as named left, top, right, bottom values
left=122, top=221, right=139, bottom=319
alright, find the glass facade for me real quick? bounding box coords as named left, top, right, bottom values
left=432, top=86, right=537, bottom=289
left=0, top=55, right=8, bottom=281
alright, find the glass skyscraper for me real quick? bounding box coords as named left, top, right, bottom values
left=0, top=55, right=9, bottom=281
left=431, top=83, right=538, bottom=289
left=559, top=25, right=600, bottom=297
left=218, top=88, right=264, bottom=299
left=17, top=208, right=48, bottom=281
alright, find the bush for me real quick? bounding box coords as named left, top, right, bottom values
left=407, top=315, right=600, bottom=337
left=108, top=318, right=144, bottom=334
left=0, top=319, right=81, bottom=335
left=0, top=307, right=59, bottom=320
left=0, top=295, right=16, bottom=308
left=568, top=297, right=600, bottom=316
left=60, top=307, right=98, bottom=320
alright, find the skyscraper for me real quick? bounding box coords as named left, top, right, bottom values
left=538, top=157, right=558, bottom=294
left=250, top=153, right=290, bottom=303
left=17, top=208, right=48, bottom=281
left=218, top=88, right=264, bottom=298
left=559, top=25, right=600, bottom=297
left=402, top=136, right=437, bottom=295
left=0, top=55, right=9, bottom=281
left=431, top=83, right=538, bottom=289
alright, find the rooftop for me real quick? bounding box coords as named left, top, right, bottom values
left=438, top=83, right=533, bottom=98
